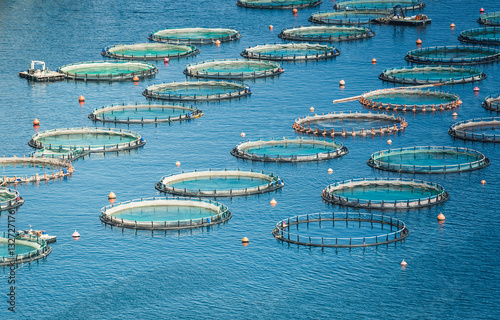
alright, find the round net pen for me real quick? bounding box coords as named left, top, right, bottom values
left=309, top=10, right=389, bottom=25
left=333, top=0, right=425, bottom=10
left=278, top=26, right=375, bottom=42
left=379, top=66, right=486, bottom=85
left=143, top=81, right=251, bottom=102
left=184, top=59, right=284, bottom=79
left=448, top=117, right=500, bottom=143
left=405, top=46, right=500, bottom=65
left=272, top=212, right=409, bottom=248
left=155, top=169, right=284, bottom=197
left=58, top=61, right=158, bottom=81
left=0, top=155, right=74, bottom=185
left=231, top=137, right=348, bottom=162
left=236, top=0, right=322, bottom=9
left=0, top=232, right=52, bottom=266
left=478, top=12, right=500, bottom=26
left=293, top=111, right=407, bottom=137
left=322, top=178, right=449, bottom=209
left=149, top=27, right=241, bottom=44
left=482, top=94, right=500, bottom=112
left=0, top=188, right=24, bottom=212
left=30, top=148, right=84, bottom=161
left=102, top=43, right=199, bottom=60
left=458, top=27, right=500, bottom=46
left=100, top=197, right=232, bottom=230
left=241, top=43, right=339, bottom=61
left=367, top=146, right=490, bottom=174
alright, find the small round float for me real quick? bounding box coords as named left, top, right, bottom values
left=241, top=43, right=339, bottom=61
left=458, top=27, right=500, bottom=46
left=309, top=10, right=389, bottom=25
left=293, top=111, right=406, bottom=137
left=449, top=117, right=500, bottom=143
left=0, top=156, right=73, bottom=185
left=236, top=0, right=322, bottom=9
left=478, top=12, right=500, bottom=26
left=88, top=103, right=202, bottom=124
left=155, top=169, right=284, bottom=197
left=359, top=88, right=461, bottom=112
left=272, top=212, right=409, bottom=248
left=58, top=61, right=158, bottom=81
left=231, top=137, right=348, bottom=162
left=405, top=46, right=500, bottom=65
left=0, top=232, right=51, bottom=266
left=482, top=94, right=500, bottom=112
left=149, top=27, right=241, bottom=44
left=184, top=59, right=283, bottom=79
left=367, top=146, right=490, bottom=174
left=143, top=81, right=251, bottom=101
left=0, top=188, right=24, bottom=212
left=100, top=197, right=232, bottom=230
left=102, top=43, right=199, bottom=60
left=379, top=66, right=486, bottom=85
left=333, top=0, right=425, bottom=10
left=322, top=178, right=449, bottom=209
left=278, top=26, right=375, bottom=42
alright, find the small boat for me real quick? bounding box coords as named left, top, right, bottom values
left=374, top=5, right=431, bottom=26
left=18, top=227, right=57, bottom=243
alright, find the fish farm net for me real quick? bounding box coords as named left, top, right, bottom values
left=89, top=103, right=202, bottom=124
left=0, top=156, right=73, bottom=185
left=184, top=59, right=283, bottom=79
left=58, top=61, right=158, bottom=81
left=231, top=137, right=348, bottom=162
left=102, top=43, right=199, bottom=60
left=367, top=146, right=490, bottom=174
left=272, top=212, right=409, bottom=248
left=448, top=117, right=500, bottom=143
left=100, top=197, right=232, bottom=230
left=458, top=28, right=500, bottom=46
left=309, top=10, right=389, bottom=25
left=0, top=188, right=24, bottom=212
left=236, top=0, right=322, bottom=9
left=293, top=111, right=407, bottom=137
left=30, top=147, right=84, bottom=161
left=143, top=81, right=251, bottom=101
left=278, top=26, right=375, bottom=42
left=322, top=178, right=449, bottom=209
left=333, top=0, right=425, bottom=11
left=149, top=27, right=241, bottom=44
left=405, top=46, right=500, bottom=65
left=359, top=88, right=461, bottom=112
left=482, top=94, right=500, bottom=112
left=155, top=169, right=284, bottom=197
left=478, top=12, right=500, bottom=26
left=241, top=43, right=340, bottom=61
left=0, top=232, right=51, bottom=266
left=379, top=66, right=486, bottom=85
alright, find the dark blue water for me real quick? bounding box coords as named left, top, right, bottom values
left=1, top=0, right=500, bottom=319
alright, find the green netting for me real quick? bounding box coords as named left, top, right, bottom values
left=0, top=156, right=73, bottom=185
left=478, top=12, right=500, bottom=26
left=143, top=81, right=251, bottom=101
left=482, top=94, right=500, bottom=112
left=333, top=0, right=424, bottom=11
left=31, top=147, right=84, bottom=161
left=309, top=10, right=389, bottom=25
left=405, top=46, right=500, bottom=65
left=0, top=188, right=24, bottom=212
left=278, top=26, right=375, bottom=42
left=102, top=43, right=199, bottom=60
left=149, top=27, right=241, bottom=44
left=241, top=43, right=339, bottom=61
left=458, top=27, right=500, bottom=46
left=184, top=59, right=283, bottom=79
left=379, top=66, right=486, bottom=85
left=449, top=117, right=500, bottom=143
left=0, top=232, right=51, bottom=266
left=236, top=0, right=321, bottom=9
left=58, top=61, right=158, bottom=81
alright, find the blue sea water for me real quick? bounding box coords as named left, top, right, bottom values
left=0, top=0, right=500, bottom=319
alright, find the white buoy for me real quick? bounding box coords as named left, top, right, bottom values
left=175, top=161, right=181, bottom=167
left=327, top=168, right=333, bottom=174
left=400, top=259, right=407, bottom=266
left=241, top=132, right=246, bottom=138
left=309, top=106, right=315, bottom=112
left=387, top=139, right=392, bottom=145
left=72, top=230, right=80, bottom=238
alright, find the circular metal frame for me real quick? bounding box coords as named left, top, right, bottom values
left=102, top=43, right=200, bottom=60
left=88, top=104, right=202, bottom=124
left=405, top=46, right=500, bottom=65
left=183, top=59, right=284, bottom=79
left=278, top=26, right=375, bottom=42
left=379, top=66, right=486, bottom=85
left=143, top=81, right=251, bottom=101
left=58, top=61, right=158, bottom=81
left=149, top=27, right=241, bottom=44
left=448, top=117, right=500, bottom=143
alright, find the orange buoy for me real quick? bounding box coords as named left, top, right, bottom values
left=242, top=237, right=249, bottom=243
left=437, top=213, right=446, bottom=221
left=416, top=38, right=422, bottom=45
left=241, top=132, right=246, bottom=138
left=473, top=87, right=480, bottom=92
left=78, top=95, right=85, bottom=102
left=480, top=8, right=485, bottom=13
left=452, top=112, right=458, bottom=116
left=175, top=161, right=181, bottom=167
left=371, top=58, right=377, bottom=64
left=133, top=75, right=139, bottom=82
left=450, top=23, right=455, bottom=28
left=270, top=198, right=277, bottom=206
left=164, top=57, right=170, bottom=63
left=387, top=139, right=392, bottom=145
left=269, top=25, right=273, bottom=30
left=481, top=179, right=486, bottom=185
left=215, top=39, right=221, bottom=45
left=109, top=198, right=116, bottom=204
left=309, top=106, right=315, bottom=112
left=292, top=8, right=298, bottom=14
left=327, top=168, right=333, bottom=174
left=339, top=79, right=345, bottom=86
left=108, top=192, right=116, bottom=199
left=33, top=118, right=40, bottom=126
left=400, top=260, right=408, bottom=266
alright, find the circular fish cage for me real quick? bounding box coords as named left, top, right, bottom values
left=405, top=46, right=500, bottom=65
left=58, top=61, right=158, bottom=81
left=379, top=66, right=486, bottom=85
left=0, top=232, right=52, bottom=266
left=359, top=88, right=462, bottom=112
left=0, top=156, right=73, bottom=185
left=149, top=27, right=241, bottom=44
left=143, top=81, right=251, bottom=102
left=278, top=26, right=375, bottom=42
left=272, top=212, right=409, bottom=248
left=449, top=117, right=500, bottom=143
left=478, top=12, right=500, bottom=26
left=100, top=197, right=232, bottom=230
left=231, top=137, right=348, bottom=162
left=236, top=0, right=322, bottom=9
left=155, top=169, right=284, bottom=197
left=28, top=127, right=146, bottom=154
left=322, top=178, right=449, bottom=209
left=293, top=111, right=407, bottom=137
left=458, top=28, right=500, bottom=46
left=333, top=0, right=425, bottom=11
left=102, top=43, right=199, bottom=60
left=0, top=188, right=24, bottom=212
left=184, top=59, right=283, bottom=79
left=482, top=94, right=500, bottom=112
left=241, top=43, right=340, bottom=61
left=309, top=10, right=389, bottom=25
left=88, top=104, right=202, bottom=124
left=367, top=146, right=490, bottom=174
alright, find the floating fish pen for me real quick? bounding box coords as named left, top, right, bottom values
left=367, top=146, right=490, bottom=174
left=58, top=61, right=158, bottom=81
left=482, top=94, right=500, bottom=112
left=102, top=43, right=199, bottom=60
left=231, top=137, right=348, bottom=162
left=278, top=26, right=375, bottom=42
left=143, top=81, right=251, bottom=102
left=89, top=103, right=202, bottom=124
left=155, top=169, right=284, bottom=197
left=293, top=111, right=406, bottom=137
left=333, top=0, right=425, bottom=11
left=100, top=197, right=232, bottom=230
left=0, top=188, right=24, bottom=212
left=448, top=117, right=500, bottom=143
left=359, top=88, right=461, bottom=112
left=29, top=127, right=145, bottom=155
left=379, top=66, right=486, bottom=85
left=478, top=12, right=500, bottom=26
left=309, top=10, right=389, bottom=25
left=405, top=46, right=500, bottom=65
left=0, top=232, right=51, bottom=266
left=0, top=156, right=73, bottom=185
left=236, top=0, right=322, bottom=9
left=184, top=59, right=283, bottom=79
left=458, top=28, right=500, bottom=46
left=31, top=147, right=84, bottom=161
left=322, top=178, right=449, bottom=209
left=272, top=212, right=409, bottom=248
left=241, top=43, right=339, bottom=61
left=149, top=27, right=241, bottom=44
